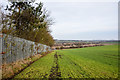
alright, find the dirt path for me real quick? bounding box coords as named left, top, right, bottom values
left=49, top=52, right=61, bottom=78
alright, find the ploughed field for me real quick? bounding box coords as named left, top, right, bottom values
left=14, top=45, right=118, bottom=78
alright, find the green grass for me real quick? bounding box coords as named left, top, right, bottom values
left=14, top=45, right=119, bottom=78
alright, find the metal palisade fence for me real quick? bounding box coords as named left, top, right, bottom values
left=0, top=34, right=1, bottom=63
left=0, top=33, right=51, bottom=65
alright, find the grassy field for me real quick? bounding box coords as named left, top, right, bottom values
left=14, top=45, right=119, bottom=78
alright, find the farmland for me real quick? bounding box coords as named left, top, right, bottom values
left=14, top=45, right=119, bottom=78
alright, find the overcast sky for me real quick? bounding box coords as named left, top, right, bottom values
left=0, top=0, right=119, bottom=40
left=42, top=0, right=119, bottom=40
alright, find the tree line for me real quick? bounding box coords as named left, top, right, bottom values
left=1, top=1, right=54, bottom=47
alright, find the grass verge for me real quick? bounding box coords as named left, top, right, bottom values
left=2, top=51, right=52, bottom=79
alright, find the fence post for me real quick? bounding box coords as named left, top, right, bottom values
left=0, top=32, right=2, bottom=79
